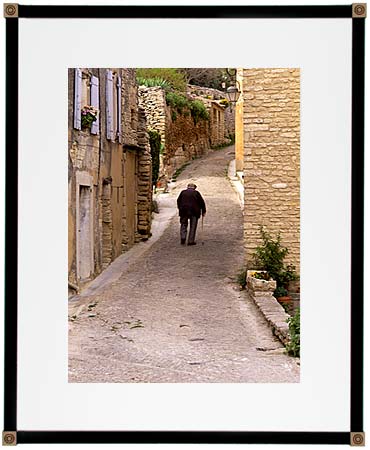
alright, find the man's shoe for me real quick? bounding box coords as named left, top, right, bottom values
left=181, top=239, right=186, bottom=245
left=188, top=242, right=196, bottom=246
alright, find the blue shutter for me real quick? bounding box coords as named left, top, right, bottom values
left=74, top=68, right=82, bottom=130
left=90, top=75, right=99, bottom=135
left=106, top=70, right=114, bottom=140
left=117, top=75, right=122, bottom=143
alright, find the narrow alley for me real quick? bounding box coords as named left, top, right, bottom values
left=68, top=146, right=300, bottom=383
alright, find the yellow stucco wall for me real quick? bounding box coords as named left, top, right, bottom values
left=235, top=68, right=244, bottom=172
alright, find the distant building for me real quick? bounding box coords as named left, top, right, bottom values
left=68, top=68, right=152, bottom=292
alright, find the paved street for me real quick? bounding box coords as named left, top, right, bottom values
left=69, top=146, right=299, bottom=382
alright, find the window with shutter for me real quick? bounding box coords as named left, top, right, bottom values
left=106, top=70, right=114, bottom=140
left=90, top=75, right=100, bottom=135
left=117, top=76, right=122, bottom=144
left=74, top=68, right=82, bottom=130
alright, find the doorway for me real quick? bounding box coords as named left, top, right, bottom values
left=77, top=184, right=93, bottom=280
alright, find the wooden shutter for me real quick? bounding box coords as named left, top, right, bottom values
left=106, top=70, right=114, bottom=140
left=90, top=75, right=99, bottom=135
left=117, top=75, right=122, bottom=143
left=74, top=68, right=82, bottom=130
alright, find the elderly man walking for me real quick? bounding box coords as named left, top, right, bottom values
left=177, top=183, right=206, bottom=245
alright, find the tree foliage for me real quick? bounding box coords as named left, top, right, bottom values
left=180, top=68, right=228, bottom=90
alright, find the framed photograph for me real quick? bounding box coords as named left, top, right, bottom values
left=3, top=1, right=365, bottom=446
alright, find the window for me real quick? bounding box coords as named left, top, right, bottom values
left=73, top=68, right=82, bottom=129
left=90, top=75, right=99, bottom=135
left=73, top=68, right=100, bottom=135
left=106, top=70, right=122, bottom=143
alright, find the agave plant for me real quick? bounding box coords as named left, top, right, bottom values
left=136, top=77, right=172, bottom=90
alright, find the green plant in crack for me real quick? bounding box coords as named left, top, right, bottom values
left=235, top=267, right=247, bottom=289
left=286, top=308, right=300, bottom=357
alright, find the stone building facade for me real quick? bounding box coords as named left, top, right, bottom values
left=138, top=85, right=231, bottom=184
left=188, top=84, right=235, bottom=139
left=68, top=68, right=152, bottom=291
left=236, top=68, right=300, bottom=272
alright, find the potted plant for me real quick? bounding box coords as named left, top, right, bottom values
left=246, top=270, right=276, bottom=297
left=274, top=286, right=291, bottom=302
left=81, top=105, right=98, bottom=130
left=251, top=226, right=299, bottom=307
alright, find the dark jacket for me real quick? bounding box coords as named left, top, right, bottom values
left=177, top=188, right=206, bottom=219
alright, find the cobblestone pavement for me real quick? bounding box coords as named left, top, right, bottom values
left=69, top=146, right=300, bottom=383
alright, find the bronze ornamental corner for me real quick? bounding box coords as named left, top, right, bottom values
left=3, top=3, right=18, bottom=18
left=2, top=432, right=17, bottom=446
left=353, top=3, right=367, bottom=18
left=351, top=432, right=365, bottom=446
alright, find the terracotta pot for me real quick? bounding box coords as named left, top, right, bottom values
left=277, top=296, right=292, bottom=303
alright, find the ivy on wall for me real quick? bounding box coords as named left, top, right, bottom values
left=148, top=129, right=161, bottom=186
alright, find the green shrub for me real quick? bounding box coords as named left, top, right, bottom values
left=148, top=130, right=161, bottom=186
left=252, top=226, right=298, bottom=296
left=286, top=308, right=300, bottom=357
left=252, top=227, right=288, bottom=282
left=165, top=92, right=209, bottom=124
left=190, top=99, right=209, bottom=123
left=236, top=268, right=247, bottom=289
left=274, top=286, right=288, bottom=297
left=165, top=91, right=190, bottom=113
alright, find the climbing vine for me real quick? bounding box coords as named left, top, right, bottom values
left=148, top=130, right=161, bottom=187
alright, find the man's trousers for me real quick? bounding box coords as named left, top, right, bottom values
left=180, top=216, right=198, bottom=244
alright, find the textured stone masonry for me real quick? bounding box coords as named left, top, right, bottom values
left=242, top=68, right=300, bottom=272
left=69, top=68, right=153, bottom=290
left=138, top=84, right=232, bottom=183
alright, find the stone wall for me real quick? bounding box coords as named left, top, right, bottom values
left=241, top=68, right=300, bottom=272
left=138, top=86, right=211, bottom=182
left=137, top=87, right=166, bottom=147
left=164, top=105, right=210, bottom=179
left=136, top=107, right=153, bottom=240
left=188, top=84, right=235, bottom=138
left=121, top=68, right=141, bottom=147
left=69, top=68, right=152, bottom=291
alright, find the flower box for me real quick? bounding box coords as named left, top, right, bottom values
left=81, top=105, right=98, bottom=129
left=246, top=270, right=276, bottom=297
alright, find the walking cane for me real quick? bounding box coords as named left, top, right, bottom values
left=201, top=215, right=204, bottom=245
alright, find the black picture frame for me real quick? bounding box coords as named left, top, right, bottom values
left=3, top=3, right=365, bottom=446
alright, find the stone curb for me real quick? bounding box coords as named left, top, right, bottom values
left=247, top=289, right=291, bottom=345
left=227, top=159, right=244, bottom=209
